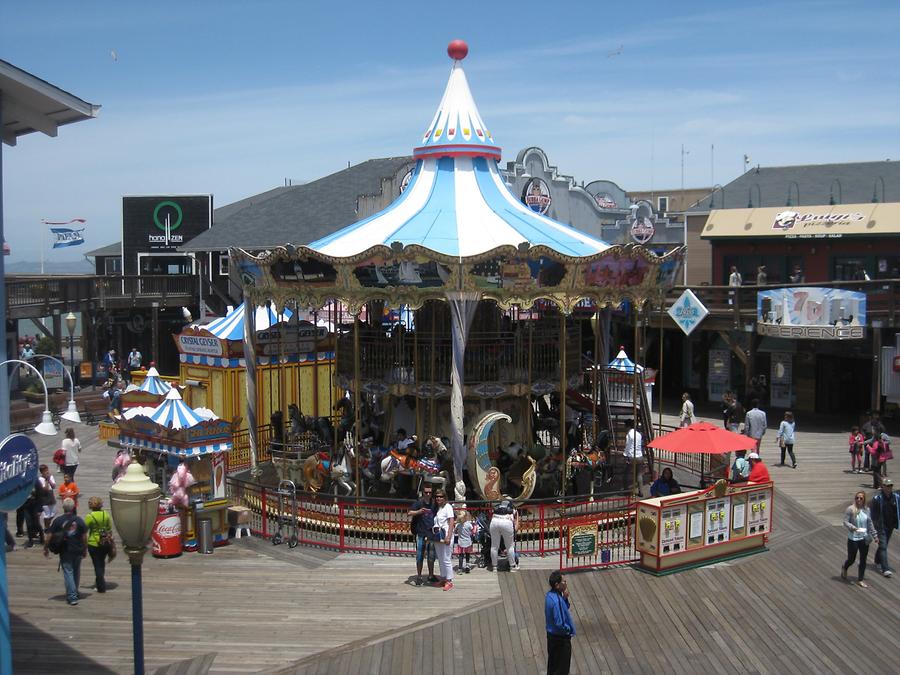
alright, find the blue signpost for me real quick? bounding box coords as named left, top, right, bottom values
left=0, top=434, right=39, bottom=675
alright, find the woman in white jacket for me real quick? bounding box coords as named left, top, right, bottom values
left=842, top=491, right=878, bottom=588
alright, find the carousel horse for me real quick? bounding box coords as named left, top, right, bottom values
left=301, top=435, right=355, bottom=496
left=287, top=403, right=335, bottom=448
left=379, top=436, right=451, bottom=496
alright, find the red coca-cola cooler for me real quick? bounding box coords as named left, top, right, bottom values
left=152, top=503, right=183, bottom=558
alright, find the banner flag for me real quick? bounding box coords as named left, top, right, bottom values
left=50, top=227, right=86, bottom=248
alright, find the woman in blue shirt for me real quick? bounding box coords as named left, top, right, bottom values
left=776, top=411, right=797, bottom=468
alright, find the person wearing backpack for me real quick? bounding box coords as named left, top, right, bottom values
left=43, top=498, right=88, bottom=606
left=85, top=496, right=113, bottom=593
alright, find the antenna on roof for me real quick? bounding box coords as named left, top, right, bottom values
left=347, top=161, right=351, bottom=168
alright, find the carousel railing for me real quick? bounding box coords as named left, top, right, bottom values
left=338, top=328, right=580, bottom=385
left=225, top=475, right=637, bottom=564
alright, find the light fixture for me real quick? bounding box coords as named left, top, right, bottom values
left=109, top=462, right=161, bottom=675
left=0, top=359, right=58, bottom=435
left=32, top=354, right=83, bottom=425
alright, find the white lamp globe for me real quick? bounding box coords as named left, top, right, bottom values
left=109, top=463, right=161, bottom=551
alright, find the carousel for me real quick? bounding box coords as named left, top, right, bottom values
left=229, top=40, right=682, bottom=503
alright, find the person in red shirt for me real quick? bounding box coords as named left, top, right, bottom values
left=747, top=453, right=771, bottom=483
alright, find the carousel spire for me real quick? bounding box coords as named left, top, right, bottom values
left=414, top=40, right=500, bottom=161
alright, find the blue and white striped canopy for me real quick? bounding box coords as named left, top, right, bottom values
left=203, top=301, right=292, bottom=341
left=119, top=434, right=231, bottom=458
left=138, top=367, right=172, bottom=395
left=309, top=46, right=609, bottom=260
left=148, top=388, right=206, bottom=429
left=608, top=348, right=643, bottom=374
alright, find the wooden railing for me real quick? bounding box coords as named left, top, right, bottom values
left=5, top=274, right=198, bottom=317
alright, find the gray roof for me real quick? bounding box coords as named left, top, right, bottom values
left=687, top=160, right=900, bottom=212
left=85, top=241, right=121, bottom=257
left=181, top=157, right=413, bottom=252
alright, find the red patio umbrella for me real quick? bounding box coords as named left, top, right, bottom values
left=647, top=421, right=757, bottom=454
left=647, top=421, right=757, bottom=486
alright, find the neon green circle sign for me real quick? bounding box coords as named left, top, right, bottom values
left=153, top=201, right=183, bottom=231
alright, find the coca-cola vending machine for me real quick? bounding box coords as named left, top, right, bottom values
left=152, top=500, right=183, bottom=558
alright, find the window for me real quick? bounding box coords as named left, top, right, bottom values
left=219, top=255, right=230, bottom=276
left=104, top=257, right=122, bottom=275
left=657, top=196, right=669, bottom=213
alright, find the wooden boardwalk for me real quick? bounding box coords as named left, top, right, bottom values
left=7, top=408, right=900, bottom=673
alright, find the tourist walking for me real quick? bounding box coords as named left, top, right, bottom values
left=489, top=495, right=519, bottom=572
left=85, top=497, right=113, bottom=593
left=407, top=484, right=437, bottom=585
left=432, top=490, right=455, bottom=591
left=44, top=498, right=87, bottom=605
left=776, top=411, right=797, bottom=468
left=61, top=427, right=82, bottom=478
left=58, top=473, right=81, bottom=514
left=867, top=433, right=891, bottom=490
left=679, top=392, right=696, bottom=427
left=841, top=491, right=878, bottom=588
left=849, top=426, right=865, bottom=474
left=36, top=464, right=57, bottom=531
left=545, top=570, right=575, bottom=675
left=861, top=411, right=885, bottom=472
left=622, top=418, right=644, bottom=494
left=744, top=400, right=767, bottom=452
left=870, top=478, right=898, bottom=578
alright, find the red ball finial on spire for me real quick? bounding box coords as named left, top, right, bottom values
left=447, top=39, right=468, bottom=61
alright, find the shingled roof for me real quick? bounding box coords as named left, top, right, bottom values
left=181, top=156, right=413, bottom=252
left=688, top=160, right=900, bottom=212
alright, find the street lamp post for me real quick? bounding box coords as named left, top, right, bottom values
left=109, top=463, right=160, bottom=675
left=0, top=359, right=58, bottom=435
left=31, top=354, right=82, bottom=424
left=65, top=312, right=77, bottom=381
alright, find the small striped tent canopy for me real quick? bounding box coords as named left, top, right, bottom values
left=137, top=366, right=172, bottom=395
left=203, top=301, right=293, bottom=341
left=117, top=434, right=232, bottom=458
left=608, top=347, right=644, bottom=374
left=309, top=42, right=610, bottom=260
left=147, top=388, right=217, bottom=429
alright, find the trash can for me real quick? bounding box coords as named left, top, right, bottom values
left=151, top=503, right=183, bottom=559
left=197, top=518, right=214, bottom=554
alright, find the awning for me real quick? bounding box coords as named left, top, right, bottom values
left=701, top=202, right=900, bottom=239
left=119, top=434, right=231, bottom=458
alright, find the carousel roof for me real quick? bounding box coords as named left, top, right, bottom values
left=608, top=347, right=643, bottom=373
left=309, top=41, right=610, bottom=260
left=203, top=301, right=293, bottom=341
left=148, top=388, right=217, bottom=429
left=138, top=366, right=172, bottom=395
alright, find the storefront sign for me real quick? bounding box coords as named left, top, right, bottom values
left=522, top=178, right=551, bottom=215
left=667, top=289, right=709, bottom=336
left=177, top=334, right=224, bottom=356
left=772, top=210, right=865, bottom=232
left=630, top=217, right=655, bottom=244
left=121, top=196, right=212, bottom=273
left=595, top=193, right=617, bottom=209
left=757, top=287, right=866, bottom=339
left=770, top=352, right=793, bottom=408
left=256, top=321, right=327, bottom=356
left=0, top=434, right=39, bottom=511
left=708, top=349, right=731, bottom=384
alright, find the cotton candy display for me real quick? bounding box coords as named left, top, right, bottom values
left=112, top=451, right=132, bottom=482
left=168, top=463, right=197, bottom=508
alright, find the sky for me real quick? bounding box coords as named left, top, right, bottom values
left=2, top=0, right=899, bottom=263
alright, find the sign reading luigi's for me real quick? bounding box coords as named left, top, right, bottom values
left=121, top=195, right=212, bottom=274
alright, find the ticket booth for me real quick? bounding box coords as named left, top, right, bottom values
left=636, top=480, right=773, bottom=574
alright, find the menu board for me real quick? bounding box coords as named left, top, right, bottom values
left=705, top=497, right=731, bottom=545
left=660, top=505, right=687, bottom=554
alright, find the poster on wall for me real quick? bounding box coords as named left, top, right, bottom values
left=757, top=287, right=866, bottom=339
left=707, top=348, right=731, bottom=402
left=770, top=352, right=793, bottom=408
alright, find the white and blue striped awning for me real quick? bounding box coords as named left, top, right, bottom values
left=309, top=43, right=609, bottom=260
left=138, top=366, right=172, bottom=395
left=203, top=301, right=293, bottom=341
left=608, top=348, right=643, bottom=374
left=119, top=434, right=231, bottom=458
left=148, top=388, right=212, bottom=429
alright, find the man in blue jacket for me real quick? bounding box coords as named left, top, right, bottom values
left=545, top=570, right=576, bottom=675
left=870, top=478, right=898, bottom=577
